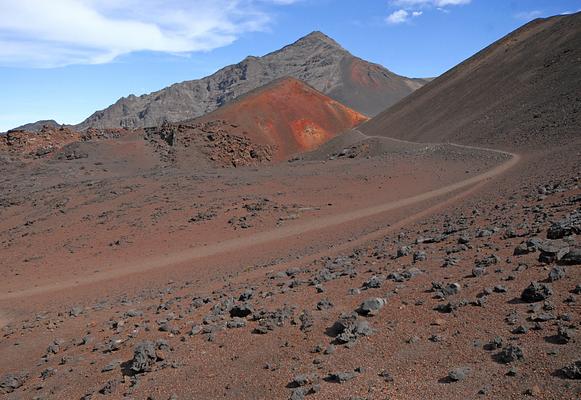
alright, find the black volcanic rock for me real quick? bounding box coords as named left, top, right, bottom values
left=77, top=32, right=426, bottom=129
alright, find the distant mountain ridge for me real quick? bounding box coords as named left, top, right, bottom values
left=77, top=31, right=427, bottom=130
left=9, top=120, right=61, bottom=133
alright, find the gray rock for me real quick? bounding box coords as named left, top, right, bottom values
left=413, top=251, right=427, bottom=263
left=326, top=371, right=357, bottom=383
left=548, top=266, right=566, bottom=282
left=332, top=314, right=373, bottom=344
left=560, top=248, right=581, bottom=265
left=130, top=341, right=158, bottom=373
left=362, top=275, right=383, bottom=289
left=547, top=213, right=581, bottom=239
left=396, top=246, right=412, bottom=258
left=538, top=241, right=570, bottom=264
left=497, top=345, right=524, bottom=364
left=521, top=282, right=553, bottom=303
left=229, top=304, right=253, bottom=318
left=357, top=298, right=386, bottom=316
left=0, top=373, right=27, bottom=394
left=560, top=360, right=581, bottom=379
left=448, top=367, right=470, bottom=381
left=226, top=318, right=246, bottom=329
left=316, top=299, right=334, bottom=310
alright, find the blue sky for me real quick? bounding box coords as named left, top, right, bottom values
left=0, top=0, right=579, bottom=132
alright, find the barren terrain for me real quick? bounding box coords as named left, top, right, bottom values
left=1, top=128, right=580, bottom=399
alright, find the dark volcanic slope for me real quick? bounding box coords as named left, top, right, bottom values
left=360, top=12, right=581, bottom=150
left=78, top=32, right=425, bottom=129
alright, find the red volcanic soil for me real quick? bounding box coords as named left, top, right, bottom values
left=0, top=126, right=81, bottom=157
left=192, top=77, right=369, bottom=160
left=1, top=13, right=580, bottom=400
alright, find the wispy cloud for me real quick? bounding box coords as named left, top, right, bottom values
left=386, top=0, right=470, bottom=25
left=386, top=9, right=423, bottom=24
left=514, top=10, right=544, bottom=20
left=390, top=0, right=471, bottom=7
left=0, top=0, right=298, bottom=68
left=514, top=8, right=581, bottom=21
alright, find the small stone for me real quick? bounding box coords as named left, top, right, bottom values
left=513, top=325, right=529, bottom=334
left=448, top=367, right=470, bottom=382
left=559, top=360, right=581, bottom=379
left=326, top=371, right=357, bottom=383
left=548, top=266, right=566, bottom=282
left=497, top=345, right=524, bottom=364
left=413, top=251, right=427, bottom=263
left=521, top=282, right=552, bottom=303
left=524, top=385, right=542, bottom=396
left=494, top=285, right=508, bottom=293
left=357, top=298, right=386, bottom=316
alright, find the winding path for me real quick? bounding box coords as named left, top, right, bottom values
left=0, top=137, right=520, bottom=302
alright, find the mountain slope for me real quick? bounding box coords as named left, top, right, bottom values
left=360, top=12, right=581, bottom=149
left=9, top=120, right=61, bottom=133
left=78, top=32, right=425, bottom=129
left=145, top=77, right=368, bottom=164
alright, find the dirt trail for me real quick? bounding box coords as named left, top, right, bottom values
left=0, top=140, right=520, bottom=302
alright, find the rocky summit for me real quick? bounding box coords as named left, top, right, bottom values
left=77, top=31, right=427, bottom=130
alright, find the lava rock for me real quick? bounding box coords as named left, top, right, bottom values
left=326, top=371, right=357, bottom=383
left=332, top=314, right=373, bottom=344
left=0, top=373, right=27, bottom=394
left=521, top=282, right=553, bottom=303
left=560, top=248, right=581, bottom=265
left=559, top=360, right=581, bottom=379
left=448, top=367, right=470, bottom=382
left=538, top=241, right=570, bottom=264
left=130, top=341, right=158, bottom=373
left=497, top=345, right=524, bottom=364
left=230, top=304, right=253, bottom=318
left=357, top=298, right=386, bottom=316
left=548, top=266, right=566, bottom=282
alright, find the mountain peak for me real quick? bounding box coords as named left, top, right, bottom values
left=297, top=31, right=343, bottom=48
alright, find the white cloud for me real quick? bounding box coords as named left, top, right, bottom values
left=386, top=9, right=410, bottom=24
left=386, top=0, right=469, bottom=25
left=514, top=10, right=543, bottom=20
left=386, top=9, right=423, bottom=24
left=0, top=0, right=297, bottom=68
left=390, top=0, right=471, bottom=8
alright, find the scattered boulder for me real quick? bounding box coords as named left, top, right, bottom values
left=396, top=246, right=412, bottom=258
left=559, top=360, right=581, bottom=379
left=326, top=371, right=357, bottom=383
left=130, top=341, right=162, bottom=373
left=547, top=213, right=581, bottom=239
left=413, top=251, right=427, bottom=263
left=230, top=304, right=253, bottom=318
left=497, top=345, right=524, bottom=364
left=560, top=248, right=581, bottom=265
left=357, top=298, right=386, bottom=316
left=0, top=373, right=27, bottom=394
left=548, top=266, right=566, bottom=282
left=448, top=367, right=470, bottom=382
left=538, top=241, right=569, bottom=264
left=521, top=282, right=553, bottom=303
left=331, top=313, right=373, bottom=344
